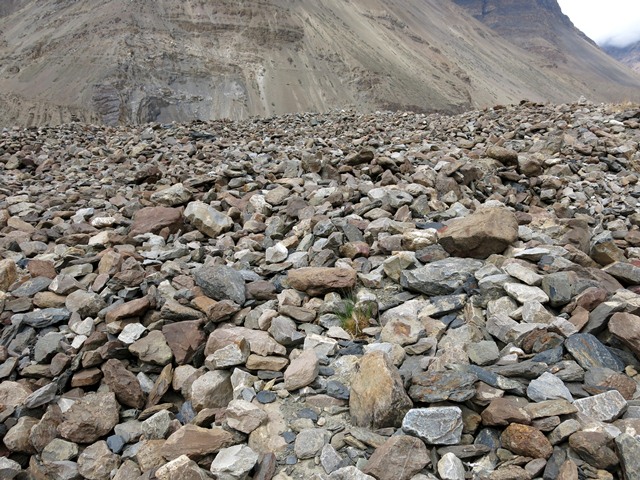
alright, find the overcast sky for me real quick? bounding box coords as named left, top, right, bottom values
left=557, top=0, right=640, bottom=47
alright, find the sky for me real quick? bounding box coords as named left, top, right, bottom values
left=557, top=0, right=640, bottom=47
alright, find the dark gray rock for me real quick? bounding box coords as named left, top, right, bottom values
left=194, top=265, right=246, bottom=305
left=564, top=333, right=624, bottom=372
left=400, top=258, right=483, bottom=296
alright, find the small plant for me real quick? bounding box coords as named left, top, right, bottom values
left=336, top=293, right=377, bottom=338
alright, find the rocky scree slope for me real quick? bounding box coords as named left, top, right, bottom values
left=2, top=0, right=640, bottom=126
left=2, top=101, right=640, bottom=479
left=604, top=41, right=640, bottom=74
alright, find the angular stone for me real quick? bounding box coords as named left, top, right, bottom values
left=363, top=435, right=430, bottom=480
left=439, top=207, right=518, bottom=259
left=155, top=455, right=211, bottom=480
left=4, top=416, right=38, bottom=453
left=481, top=398, right=531, bottom=427
left=486, top=145, right=518, bottom=164
left=42, top=438, right=79, bottom=463
left=328, top=466, right=375, bottom=480
left=409, top=371, right=477, bottom=403
left=603, top=261, right=640, bottom=285
left=525, top=400, right=577, bottom=420
left=194, top=265, right=246, bottom=305
left=284, top=349, right=319, bottom=391
left=568, top=431, right=619, bottom=470
left=437, top=452, right=465, bottom=480
left=0, top=457, right=20, bottom=480
left=350, top=351, right=413, bottom=429
left=206, top=340, right=250, bottom=369
left=287, top=267, right=357, bottom=296
left=129, top=330, right=173, bottom=366
left=105, top=297, right=150, bottom=323
left=161, top=424, right=234, bottom=461
left=210, top=444, right=259, bottom=478
left=226, top=399, right=268, bottom=434
left=503, top=283, right=549, bottom=304
left=609, top=312, right=640, bottom=358
left=616, top=433, right=640, bottom=480
left=184, top=201, right=233, bottom=238
left=142, top=410, right=172, bottom=440
left=162, top=320, right=205, bottom=365
left=65, top=290, right=106, bottom=318
left=400, top=258, right=484, bottom=296
left=129, top=206, right=183, bottom=237
left=77, top=440, right=121, bottom=480
left=102, top=359, right=145, bottom=409
left=205, top=326, right=286, bottom=357
left=466, top=341, right=500, bottom=366
left=402, top=407, right=463, bottom=445
left=0, top=258, right=17, bottom=291
left=58, top=391, right=120, bottom=443
left=245, top=354, right=288, bottom=371
left=190, top=370, right=233, bottom=411
left=564, top=333, right=624, bottom=372
left=379, top=316, right=425, bottom=346
left=501, top=423, right=552, bottom=459
left=294, top=428, right=330, bottom=459
left=526, top=372, right=573, bottom=402
left=151, top=183, right=192, bottom=206
left=573, top=390, right=627, bottom=422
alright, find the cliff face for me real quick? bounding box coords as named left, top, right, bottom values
left=605, top=42, right=640, bottom=74
left=1, top=0, right=640, bottom=126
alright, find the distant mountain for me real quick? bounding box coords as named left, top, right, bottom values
left=1, top=0, right=640, bottom=126
left=604, top=41, right=640, bottom=74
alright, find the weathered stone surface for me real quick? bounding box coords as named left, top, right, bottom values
left=161, top=424, right=234, bottom=460
left=501, top=424, right=552, bottom=459
left=77, top=440, right=121, bottom=480
left=4, top=416, right=38, bottom=453
left=400, top=258, right=483, bottom=295
left=294, top=428, right=330, bottom=459
left=402, top=407, right=463, bottom=445
left=190, top=370, right=233, bottom=411
left=409, top=371, right=477, bottom=403
left=105, top=296, right=151, bottom=323
left=129, top=206, right=183, bottom=236
left=573, top=390, right=627, bottom=421
left=0, top=258, right=17, bottom=291
left=287, top=267, right=357, bottom=296
left=205, top=326, right=286, bottom=357
left=284, top=349, right=319, bottom=391
left=564, top=333, right=624, bottom=372
left=226, top=399, right=268, bottom=434
left=437, top=452, right=465, bottom=480
left=439, top=207, right=518, bottom=259
left=616, top=433, right=640, bottom=480
left=363, top=435, right=430, bottom=480
left=609, top=312, right=640, bottom=357
left=350, top=351, right=413, bottom=429
left=194, top=265, right=246, bottom=305
left=58, top=391, right=120, bottom=444
left=184, top=201, right=233, bottom=238
left=568, top=431, right=619, bottom=470
left=102, top=359, right=145, bottom=409
left=155, top=455, right=211, bottom=480
left=162, top=320, right=206, bottom=365
left=129, top=330, right=173, bottom=366
left=210, top=444, right=259, bottom=479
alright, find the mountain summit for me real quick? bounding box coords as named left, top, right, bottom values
left=1, top=0, right=639, bottom=126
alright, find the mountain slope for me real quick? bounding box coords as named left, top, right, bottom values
left=1, top=0, right=640, bottom=126
left=604, top=41, right=640, bottom=74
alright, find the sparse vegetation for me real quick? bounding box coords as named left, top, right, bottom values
left=336, top=292, right=377, bottom=338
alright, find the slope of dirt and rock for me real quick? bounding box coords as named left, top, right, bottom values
left=605, top=41, right=640, bottom=74
left=2, top=0, right=640, bottom=126
left=3, top=101, right=640, bottom=479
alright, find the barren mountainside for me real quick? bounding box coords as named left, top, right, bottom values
left=1, top=0, right=640, bottom=126
left=605, top=41, right=640, bottom=74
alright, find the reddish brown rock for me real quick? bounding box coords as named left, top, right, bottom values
left=438, top=207, right=519, bottom=259
left=609, top=312, right=640, bottom=357
left=58, top=391, right=120, bottom=444
left=101, top=359, right=146, bottom=409
left=160, top=425, right=234, bottom=461
left=71, top=368, right=103, bottom=387
left=27, top=259, right=57, bottom=279
left=363, top=435, right=430, bottom=480
left=162, top=320, right=205, bottom=365
left=286, top=267, right=357, bottom=296
left=105, top=297, right=151, bottom=323
left=501, top=423, right=553, bottom=459
left=481, top=398, right=532, bottom=427
left=569, top=431, right=619, bottom=470
left=29, top=404, right=63, bottom=453
left=129, top=206, right=183, bottom=237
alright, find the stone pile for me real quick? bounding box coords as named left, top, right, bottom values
left=1, top=100, right=640, bottom=480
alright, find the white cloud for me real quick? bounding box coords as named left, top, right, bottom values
left=557, top=0, right=640, bottom=47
